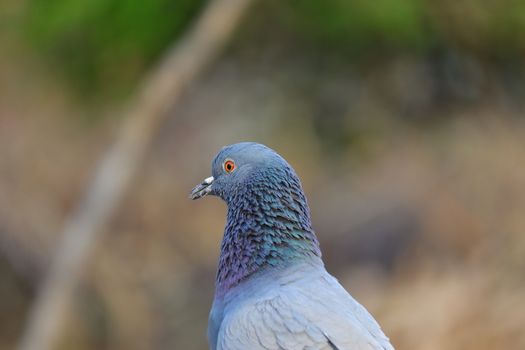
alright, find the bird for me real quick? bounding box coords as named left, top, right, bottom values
left=190, top=142, right=394, bottom=350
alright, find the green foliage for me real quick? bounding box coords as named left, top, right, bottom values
left=18, top=0, right=525, bottom=96
left=24, top=0, right=206, bottom=95
left=281, top=0, right=525, bottom=58
left=428, top=0, right=525, bottom=58
left=286, top=0, right=431, bottom=53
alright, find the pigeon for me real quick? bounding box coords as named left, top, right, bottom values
left=190, top=142, right=394, bottom=350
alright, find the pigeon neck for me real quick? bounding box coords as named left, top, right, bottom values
left=215, top=169, right=321, bottom=296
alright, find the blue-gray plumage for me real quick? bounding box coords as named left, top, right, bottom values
left=190, top=142, right=394, bottom=350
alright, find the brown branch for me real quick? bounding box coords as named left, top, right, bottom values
left=17, top=1, right=255, bottom=349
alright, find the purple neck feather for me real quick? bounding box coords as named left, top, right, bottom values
left=215, top=167, right=321, bottom=297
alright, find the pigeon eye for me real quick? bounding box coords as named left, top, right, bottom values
left=223, top=159, right=236, bottom=173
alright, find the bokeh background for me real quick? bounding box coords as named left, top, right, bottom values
left=1, top=1, right=525, bottom=349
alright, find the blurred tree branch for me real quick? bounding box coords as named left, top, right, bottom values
left=17, top=0, right=255, bottom=349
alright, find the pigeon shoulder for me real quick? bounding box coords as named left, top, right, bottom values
left=214, top=261, right=394, bottom=350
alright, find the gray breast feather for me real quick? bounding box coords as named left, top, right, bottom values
left=213, top=267, right=394, bottom=350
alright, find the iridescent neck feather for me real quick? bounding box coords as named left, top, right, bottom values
left=216, top=166, right=321, bottom=296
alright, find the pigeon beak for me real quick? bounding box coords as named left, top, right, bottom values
left=189, top=176, right=214, bottom=200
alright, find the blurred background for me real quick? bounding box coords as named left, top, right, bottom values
left=1, top=0, right=525, bottom=349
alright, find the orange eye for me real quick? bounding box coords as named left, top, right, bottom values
left=223, top=159, right=236, bottom=173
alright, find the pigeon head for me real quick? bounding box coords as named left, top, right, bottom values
left=190, top=142, right=322, bottom=294
left=191, top=142, right=293, bottom=202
